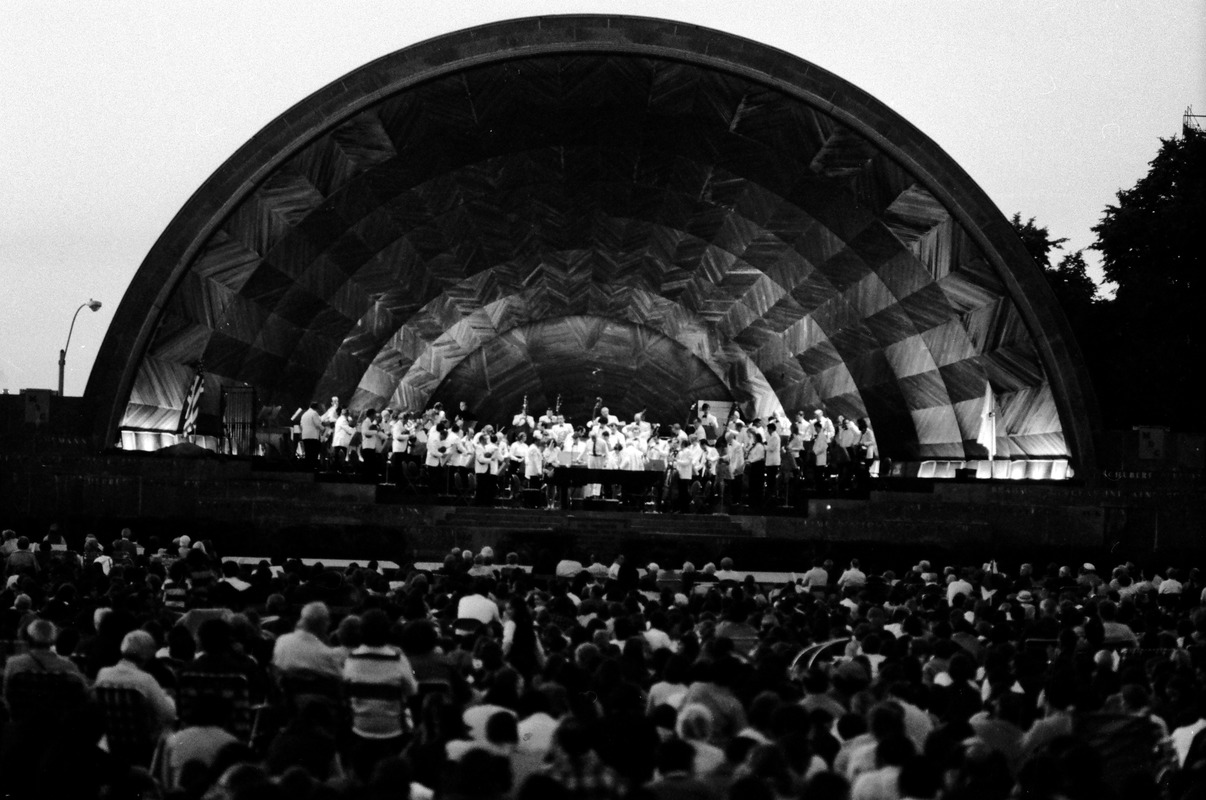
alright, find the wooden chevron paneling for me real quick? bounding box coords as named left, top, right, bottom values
left=121, top=51, right=1073, bottom=460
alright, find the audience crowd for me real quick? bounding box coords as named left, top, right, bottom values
left=2, top=523, right=1206, bottom=799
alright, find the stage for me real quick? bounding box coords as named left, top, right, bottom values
left=4, top=449, right=1200, bottom=570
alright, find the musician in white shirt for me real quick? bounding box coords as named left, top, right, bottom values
left=605, top=441, right=623, bottom=471
left=524, top=435, right=545, bottom=486
left=320, top=396, right=341, bottom=447
left=619, top=439, right=644, bottom=472
left=551, top=416, right=573, bottom=447
left=596, top=405, right=620, bottom=427
left=509, top=433, right=530, bottom=477
left=584, top=428, right=609, bottom=498
left=331, top=409, right=356, bottom=472
left=703, top=441, right=720, bottom=481
left=395, top=412, right=419, bottom=470
left=474, top=434, right=501, bottom=504
left=673, top=439, right=705, bottom=512
left=426, top=423, right=453, bottom=492
left=765, top=422, right=782, bottom=502
left=359, top=410, right=384, bottom=478
left=454, top=422, right=477, bottom=494
left=812, top=418, right=830, bottom=469
left=696, top=403, right=719, bottom=443
left=813, top=408, right=836, bottom=440
left=298, top=403, right=324, bottom=468
left=746, top=431, right=767, bottom=507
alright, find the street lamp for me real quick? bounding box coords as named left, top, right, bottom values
left=59, top=299, right=102, bottom=396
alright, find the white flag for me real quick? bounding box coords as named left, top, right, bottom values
left=976, top=382, right=996, bottom=459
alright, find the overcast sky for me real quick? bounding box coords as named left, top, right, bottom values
left=2, top=0, right=1202, bottom=395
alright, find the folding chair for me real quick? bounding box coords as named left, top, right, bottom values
left=408, top=679, right=454, bottom=721
left=4, top=670, right=88, bottom=725
left=176, top=671, right=256, bottom=743
left=401, top=461, right=425, bottom=494
left=345, top=679, right=412, bottom=735
left=94, top=685, right=159, bottom=767
left=274, top=667, right=346, bottom=718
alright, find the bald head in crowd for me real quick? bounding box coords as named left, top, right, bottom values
left=298, top=601, right=332, bottom=637
left=25, top=617, right=57, bottom=648
left=120, top=630, right=158, bottom=665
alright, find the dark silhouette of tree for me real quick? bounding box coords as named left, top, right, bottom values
left=1009, top=215, right=1110, bottom=422
left=1091, top=130, right=1206, bottom=428
left=1011, top=213, right=1068, bottom=272
left=1046, top=251, right=1098, bottom=320
left=1010, top=213, right=1099, bottom=327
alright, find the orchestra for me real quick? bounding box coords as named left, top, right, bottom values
left=286, top=396, right=879, bottom=510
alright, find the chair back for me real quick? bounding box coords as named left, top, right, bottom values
left=4, top=670, right=87, bottom=725
left=0, top=639, right=29, bottom=663
left=345, top=678, right=411, bottom=734
left=409, top=679, right=454, bottom=721
left=453, top=618, right=483, bottom=637
left=177, top=671, right=254, bottom=741
left=274, top=666, right=346, bottom=718
left=1075, top=712, right=1174, bottom=790
left=94, top=685, right=157, bottom=766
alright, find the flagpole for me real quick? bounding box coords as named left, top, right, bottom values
left=989, top=408, right=997, bottom=471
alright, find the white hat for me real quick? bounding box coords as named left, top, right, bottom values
left=1083, top=563, right=1096, bottom=572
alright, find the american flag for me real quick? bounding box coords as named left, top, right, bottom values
left=179, top=368, right=204, bottom=435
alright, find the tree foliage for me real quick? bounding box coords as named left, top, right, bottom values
left=1010, top=213, right=1097, bottom=319
left=1093, top=131, right=1206, bottom=299
left=1009, top=130, right=1205, bottom=430
left=1011, top=213, right=1067, bottom=272
left=1089, top=130, right=1206, bottom=427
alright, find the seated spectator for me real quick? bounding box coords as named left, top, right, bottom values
left=154, top=696, right=240, bottom=792
left=457, top=578, right=502, bottom=628
left=5, top=536, right=39, bottom=577
left=0, top=593, right=35, bottom=639
left=850, top=734, right=914, bottom=800
left=545, top=717, right=625, bottom=799
left=646, top=737, right=720, bottom=799
left=94, top=629, right=178, bottom=738
left=271, top=600, right=342, bottom=678
left=676, top=703, right=727, bottom=776
left=839, top=559, right=867, bottom=592
left=344, top=608, right=418, bottom=778
left=190, top=616, right=267, bottom=700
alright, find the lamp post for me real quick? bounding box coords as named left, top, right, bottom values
left=59, top=299, right=102, bottom=396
